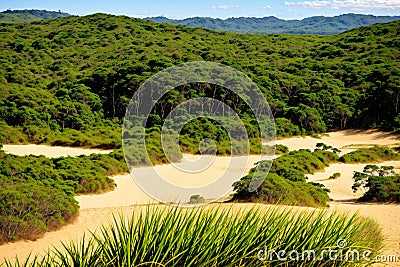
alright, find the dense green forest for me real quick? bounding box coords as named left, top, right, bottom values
left=0, top=9, right=71, bottom=23
left=2, top=10, right=398, bottom=34
left=0, top=14, right=399, bottom=150
left=148, top=13, right=400, bottom=34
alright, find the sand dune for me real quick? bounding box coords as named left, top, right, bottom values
left=1, top=130, right=399, bottom=265
left=2, top=144, right=113, bottom=158
left=330, top=202, right=400, bottom=266
left=76, top=154, right=265, bottom=208
left=307, top=161, right=400, bottom=201
left=276, top=129, right=400, bottom=155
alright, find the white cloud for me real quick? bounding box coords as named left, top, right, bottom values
left=261, top=5, right=273, bottom=9
left=211, top=5, right=240, bottom=10
left=284, top=0, right=400, bottom=10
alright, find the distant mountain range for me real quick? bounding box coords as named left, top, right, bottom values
left=146, top=13, right=400, bottom=35
left=1, top=9, right=399, bottom=35
left=0, top=9, right=71, bottom=23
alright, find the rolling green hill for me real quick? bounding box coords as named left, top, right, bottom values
left=0, top=14, right=399, bottom=148
left=147, top=13, right=400, bottom=34
left=2, top=10, right=398, bottom=34
left=0, top=9, right=71, bottom=23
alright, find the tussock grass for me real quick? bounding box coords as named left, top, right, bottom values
left=3, top=205, right=383, bottom=267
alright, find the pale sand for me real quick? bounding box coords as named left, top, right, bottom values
left=307, top=161, right=400, bottom=201
left=306, top=162, right=400, bottom=266
left=76, top=154, right=265, bottom=208
left=1, top=130, right=400, bottom=265
left=276, top=129, right=400, bottom=156
left=2, top=144, right=113, bottom=158
left=330, top=203, right=400, bottom=266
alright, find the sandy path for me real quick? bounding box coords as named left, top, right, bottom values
left=76, top=154, right=265, bottom=208
left=276, top=129, right=400, bottom=155
left=0, top=206, right=138, bottom=263
left=307, top=161, right=400, bottom=201
left=1, top=130, right=400, bottom=265
left=0, top=149, right=264, bottom=262
left=306, top=162, right=400, bottom=266
left=2, top=144, right=113, bottom=157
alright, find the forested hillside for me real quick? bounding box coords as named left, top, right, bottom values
left=147, top=13, right=400, bottom=34
left=2, top=10, right=398, bottom=34
left=0, top=9, right=71, bottom=23
left=0, top=14, right=399, bottom=149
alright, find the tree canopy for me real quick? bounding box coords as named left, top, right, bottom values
left=0, top=14, right=399, bottom=149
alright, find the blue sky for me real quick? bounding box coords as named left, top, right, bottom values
left=1, top=0, right=399, bottom=20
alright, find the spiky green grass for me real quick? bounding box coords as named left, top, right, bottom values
left=3, top=205, right=383, bottom=267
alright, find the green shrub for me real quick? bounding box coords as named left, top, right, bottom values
left=234, top=172, right=330, bottom=207
left=0, top=180, right=78, bottom=244
left=339, top=146, right=400, bottom=163
left=0, top=150, right=127, bottom=195
left=353, top=165, right=400, bottom=203
left=275, top=144, right=289, bottom=154
left=0, top=149, right=128, bottom=243
left=189, top=194, right=205, bottom=204
left=275, top=118, right=301, bottom=137
left=233, top=149, right=337, bottom=206
left=329, top=172, right=341, bottom=179
left=273, top=149, right=337, bottom=179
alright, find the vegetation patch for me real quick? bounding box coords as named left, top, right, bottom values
left=1, top=16, right=400, bottom=150
left=4, top=205, right=383, bottom=266
left=189, top=194, right=205, bottom=204
left=341, top=144, right=375, bottom=149
left=274, top=144, right=289, bottom=155
left=329, top=172, right=341, bottom=179
left=233, top=148, right=339, bottom=207
left=353, top=165, right=400, bottom=203
left=339, top=146, right=400, bottom=163
left=0, top=149, right=127, bottom=244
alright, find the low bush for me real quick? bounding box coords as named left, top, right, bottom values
left=275, top=144, right=289, bottom=154
left=329, top=172, right=341, bottom=179
left=272, top=149, right=338, bottom=180
left=233, top=149, right=337, bottom=206
left=0, top=149, right=128, bottom=244
left=0, top=150, right=127, bottom=195
left=353, top=165, right=400, bottom=203
left=0, top=180, right=78, bottom=244
left=234, top=172, right=330, bottom=207
left=339, top=146, right=400, bottom=163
